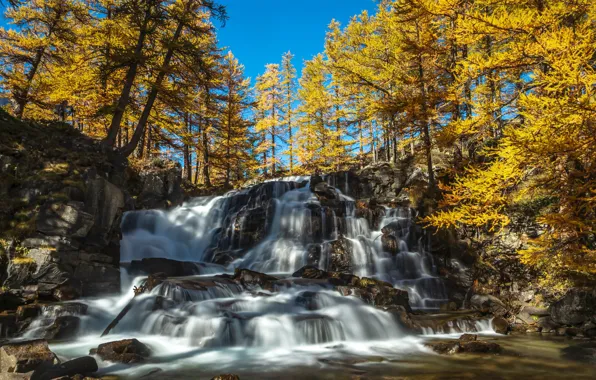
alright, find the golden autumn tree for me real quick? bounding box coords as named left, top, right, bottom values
left=425, top=0, right=596, bottom=284
left=254, top=63, right=282, bottom=176
left=0, top=0, right=89, bottom=118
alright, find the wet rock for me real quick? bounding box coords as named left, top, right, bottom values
left=562, top=342, right=596, bottom=365
left=41, top=303, right=88, bottom=317
left=425, top=338, right=502, bottom=355
left=211, top=375, right=240, bottom=380
left=295, top=291, right=319, bottom=311
left=42, top=316, right=80, bottom=341
left=381, top=235, right=399, bottom=255
left=0, top=292, right=25, bottom=311
left=0, top=313, right=17, bottom=338
left=536, top=316, right=558, bottom=333
left=470, top=294, right=508, bottom=317
left=0, top=340, right=58, bottom=373
left=327, top=238, right=353, bottom=273
left=404, top=311, right=486, bottom=334
left=16, top=305, right=41, bottom=322
left=337, top=278, right=410, bottom=310
left=311, top=182, right=339, bottom=201
left=90, top=339, right=151, bottom=364
left=460, top=340, right=503, bottom=354
left=233, top=269, right=278, bottom=292
left=83, top=177, right=124, bottom=246
left=36, top=202, right=94, bottom=238
left=459, top=333, right=478, bottom=342
left=491, top=317, right=509, bottom=335
left=127, top=258, right=205, bottom=277
left=31, top=356, right=98, bottom=380
left=549, top=288, right=596, bottom=326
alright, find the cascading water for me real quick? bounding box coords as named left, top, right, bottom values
left=19, top=177, right=495, bottom=378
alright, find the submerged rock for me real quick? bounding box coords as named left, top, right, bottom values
left=232, top=269, right=278, bottom=291
left=425, top=335, right=502, bottom=355
left=90, top=339, right=151, bottom=364
left=0, top=339, right=58, bottom=373
left=211, top=375, right=240, bottom=380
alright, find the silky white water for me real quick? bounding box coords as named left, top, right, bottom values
left=19, top=178, right=497, bottom=377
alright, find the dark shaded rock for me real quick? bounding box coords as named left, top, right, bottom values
left=536, top=316, right=558, bottom=332
left=42, top=316, right=80, bottom=341
left=211, top=375, right=240, bottom=380
left=326, top=238, right=353, bottom=273
left=72, top=262, right=119, bottom=297
left=0, top=340, right=58, bottom=373
left=562, top=342, right=596, bottom=365
left=90, top=339, right=151, bottom=364
left=36, top=202, right=94, bottom=238
left=381, top=235, right=399, bottom=255
left=0, top=313, right=17, bottom=338
left=470, top=294, right=508, bottom=317
left=31, top=356, right=98, bottom=380
left=549, top=288, right=596, bottom=326
left=425, top=339, right=502, bottom=355
left=397, top=310, right=486, bottom=335
left=460, top=341, right=503, bottom=354
left=295, top=291, right=319, bottom=311
left=127, top=258, right=205, bottom=277
left=459, top=333, right=478, bottom=342
left=491, top=317, right=509, bottom=335
left=311, top=182, right=339, bottom=201
left=84, top=177, right=124, bottom=246
left=233, top=269, right=278, bottom=292
left=0, top=292, right=25, bottom=311
left=16, top=305, right=41, bottom=322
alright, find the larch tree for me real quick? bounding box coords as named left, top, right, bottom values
left=280, top=51, right=297, bottom=174
left=0, top=0, right=88, bottom=118
left=254, top=63, right=282, bottom=176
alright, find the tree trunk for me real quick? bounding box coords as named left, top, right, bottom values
left=103, top=5, right=152, bottom=147
left=120, top=17, right=185, bottom=157
left=202, top=128, right=211, bottom=187
left=15, top=46, right=45, bottom=118
left=184, top=112, right=192, bottom=182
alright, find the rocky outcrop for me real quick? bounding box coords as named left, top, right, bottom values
left=549, top=288, right=596, bottom=326
left=0, top=118, right=187, bottom=318
left=90, top=339, right=151, bottom=364
left=0, top=339, right=58, bottom=373
left=424, top=334, right=503, bottom=355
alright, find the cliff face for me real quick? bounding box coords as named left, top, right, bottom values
left=0, top=111, right=184, bottom=303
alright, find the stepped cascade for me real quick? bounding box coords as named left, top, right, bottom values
left=18, top=177, right=495, bottom=377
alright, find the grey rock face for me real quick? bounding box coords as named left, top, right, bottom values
left=36, top=202, right=94, bottom=238
left=550, top=288, right=596, bottom=326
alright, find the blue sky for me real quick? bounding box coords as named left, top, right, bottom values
left=0, top=1, right=377, bottom=82
left=216, top=0, right=377, bottom=82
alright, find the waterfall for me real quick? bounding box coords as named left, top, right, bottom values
left=18, top=177, right=494, bottom=377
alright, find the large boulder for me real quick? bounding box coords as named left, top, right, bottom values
left=549, top=288, right=596, bottom=326
left=36, top=202, right=94, bottom=238
left=90, top=339, right=151, bottom=364
left=127, top=258, right=205, bottom=277
left=425, top=335, right=503, bottom=355
left=84, top=177, right=125, bottom=246
left=0, top=340, right=58, bottom=373
left=470, top=294, right=508, bottom=317
left=326, top=238, right=353, bottom=273
left=31, top=356, right=98, bottom=379
left=232, top=269, right=278, bottom=292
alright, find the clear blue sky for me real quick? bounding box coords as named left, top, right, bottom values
left=216, top=0, right=377, bottom=82
left=0, top=0, right=378, bottom=81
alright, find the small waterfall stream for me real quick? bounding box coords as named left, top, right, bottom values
left=20, top=177, right=496, bottom=377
